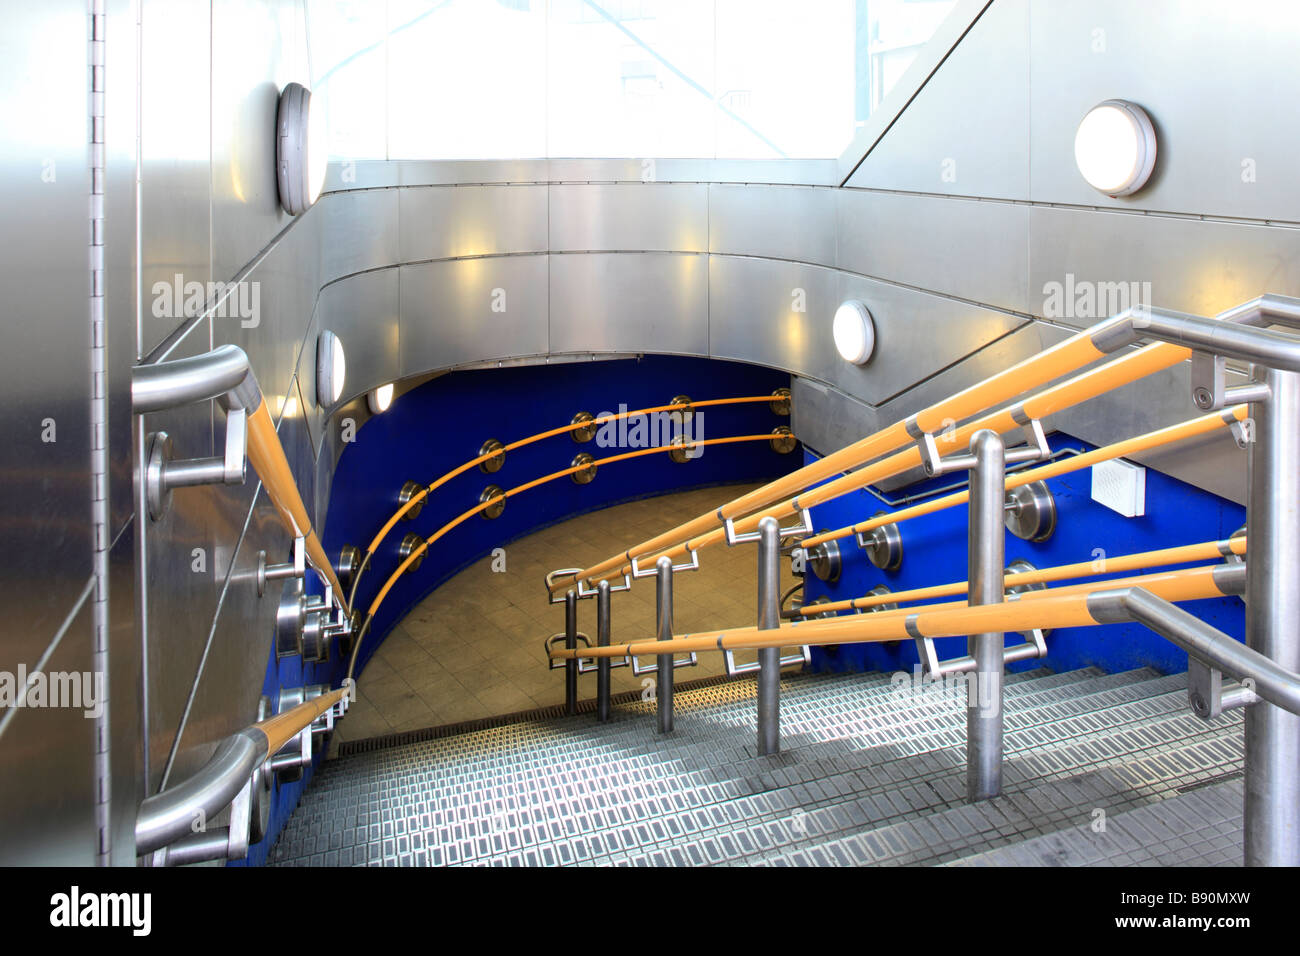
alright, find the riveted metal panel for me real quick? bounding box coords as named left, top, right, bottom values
left=319, top=187, right=399, bottom=285
left=836, top=190, right=1031, bottom=315
left=708, top=185, right=837, bottom=264
left=397, top=184, right=548, bottom=264
left=548, top=184, right=708, bottom=253
left=709, top=255, right=1025, bottom=405
left=1027, top=0, right=1300, bottom=223
left=399, top=257, right=550, bottom=376
left=549, top=253, right=708, bottom=356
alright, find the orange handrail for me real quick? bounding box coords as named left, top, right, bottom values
left=551, top=338, right=1192, bottom=595
left=248, top=401, right=349, bottom=611
left=802, top=536, right=1246, bottom=616
left=347, top=395, right=782, bottom=608
left=345, top=431, right=792, bottom=680
left=549, top=564, right=1236, bottom=661
left=799, top=405, right=1248, bottom=550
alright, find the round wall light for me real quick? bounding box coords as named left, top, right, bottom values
left=832, top=299, right=875, bottom=365
left=276, top=82, right=328, bottom=215
left=367, top=383, right=394, bottom=415
left=1073, top=99, right=1157, bottom=197
left=316, top=329, right=346, bottom=407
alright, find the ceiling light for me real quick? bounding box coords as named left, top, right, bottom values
left=316, top=330, right=346, bottom=407
left=832, top=300, right=875, bottom=365
left=276, top=82, right=328, bottom=215
left=1074, top=99, right=1157, bottom=197
left=367, top=383, right=395, bottom=415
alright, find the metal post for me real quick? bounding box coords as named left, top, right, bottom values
left=597, top=580, right=612, bottom=723
left=564, top=589, right=578, bottom=717
left=757, top=516, right=782, bottom=755
left=967, top=429, right=1005, bottom=801
left=655, top=556, right=674, bottom=734
left=1245, top=367, right=1300, bottom=866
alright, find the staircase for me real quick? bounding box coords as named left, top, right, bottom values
left=267, top=666, right=1245, bottom=867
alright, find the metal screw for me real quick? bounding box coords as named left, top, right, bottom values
left=1193, top=386, right=1214, bottom=409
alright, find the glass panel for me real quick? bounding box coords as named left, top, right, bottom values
left=306, top=0, right=965, bottom=161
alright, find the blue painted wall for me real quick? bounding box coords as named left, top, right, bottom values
left=800, top=434, right=1246, bottom=678
left=237, top=355, right=798, bottom=864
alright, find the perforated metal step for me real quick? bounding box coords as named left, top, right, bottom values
left=267, top=666, right=1243, bottom=867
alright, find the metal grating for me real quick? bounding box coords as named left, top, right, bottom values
left=268, top=667, right=1244, bottom=867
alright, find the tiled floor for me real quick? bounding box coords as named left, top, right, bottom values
left=333, top=483, right=801, bottom=753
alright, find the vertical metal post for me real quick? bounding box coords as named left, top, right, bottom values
left=757, top=516, right=782, bottom=755
left=564, top=589, right=578, bottom=717
left=655, top=556, right=674, bottom=735
left=596, top=580, right=612, bottom=723
left=1245, top=367, right=1300, bottom=866
left=966, top=430, right=1005, bottom=802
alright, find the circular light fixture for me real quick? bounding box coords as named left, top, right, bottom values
left=316, top=329, right=346, bottom=407
left=276, top=82, right=328, bottom=215
left=367, top=383, right=394, bottom=415
left=832, top=299, right=875, bottom=365
left=1073, top=99, right=1157, bottom=197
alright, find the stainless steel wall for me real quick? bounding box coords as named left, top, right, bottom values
left=5, top=0, right=1297, bottom=863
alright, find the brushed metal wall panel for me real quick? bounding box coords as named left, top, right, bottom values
left=166, top=410, right=314, bottom=787
left=105, top=517, right=141, bottom=862
left=836, top=189, right=1031, bottom=314
left=139, top=0, right=211, bottom=357
left=1027, top=0, right=1300, bottom=223
left=707, top=256, right=838, bottom=382
left=708, top=185, right=837, bottom=264
left=846, top=0, right=1029, bottom=200
left=0, top=596, right=96, bottom=865
left=709, top=255, right=1026, bottom=405
left=791, top=376, right=885, bottom=459
left=399, top=257, right=549, bottom=376
left=1027, top=206, right=1300, bottom=327
left=318, top=270, right=400, bottom=410
left=320, top=187, right=399, bottom=284
left=0, top=0, right=94, bottom=673
left=549, top=253, right=708, bottom=356
left=210, top=0, right=309, bottom=285
left=548, top=184, right=708, bottom=253
left=397, top=185, right=548, bottom=264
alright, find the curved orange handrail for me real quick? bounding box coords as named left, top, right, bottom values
left=345, top=431, right=792, bottom=679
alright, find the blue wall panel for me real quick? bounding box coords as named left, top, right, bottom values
left=801, top=434, right=1246, bottom=679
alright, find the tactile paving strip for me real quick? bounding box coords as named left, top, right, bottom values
left=267, top=667, right=1244, bottom=867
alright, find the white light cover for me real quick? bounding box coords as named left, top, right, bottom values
left=1074, top=99, right=1157, bottom=197
left=367, top=383, right=394, bottom=415
left=276, top=82, right=327, bottom=215
left=316, top=330, right=346, bottom=407
left=832, top=300, right=875, bottom=365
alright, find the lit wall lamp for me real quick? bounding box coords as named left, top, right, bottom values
left=367, top=383, right=394, bottom=415
left=833, top=299, right=875, bottom=365
left=276, top=82, right=328, bottom=215
left=316, top=330, right=346, bottom=407
left=1074, top=99, right=1157, bottom=197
